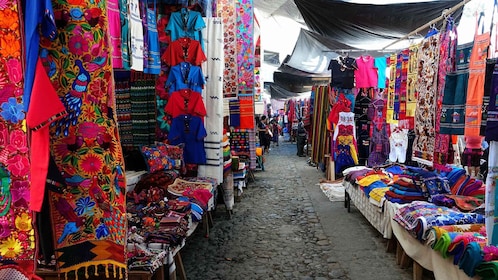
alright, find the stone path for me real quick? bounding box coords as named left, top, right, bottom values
left=181, top=141, right=428, bottom=280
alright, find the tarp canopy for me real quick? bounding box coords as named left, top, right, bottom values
left=255, top=0, right=469, bottom=95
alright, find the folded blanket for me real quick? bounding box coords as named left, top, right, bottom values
left=448, top=232, right=486, bottom=265
left=459, top=242, right=484, bottom=277
left=476, top=261, right=498, bottom=280
left=432, top=232, right=455, bottom=258
left=425, top=226, right=447, bottom=248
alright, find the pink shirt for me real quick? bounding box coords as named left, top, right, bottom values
left=355, top=55, right=378, bottom=88
left=464, top=136, right=483, bottom=149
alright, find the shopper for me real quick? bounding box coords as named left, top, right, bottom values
left=462, top=135, right=484, bottom=178
left=271, top=119, right=281, bottom=147
left=257, top=115, right=271, bottom=154
left=296, top=118, right=307, bottom=157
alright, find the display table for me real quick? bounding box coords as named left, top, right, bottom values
left=391, top=218, right=478, bottom=280
left=344, top=181, right=393, bottom=239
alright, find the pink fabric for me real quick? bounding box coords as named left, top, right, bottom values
left=26, top=59, right=67, bottom=212
left=355, top=55, right=378, bottom=88
left=107, top=0, right=123, bottom=68
left=464, top=136, right=483, bottom=149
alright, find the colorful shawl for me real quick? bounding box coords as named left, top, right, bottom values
left=406, top=44, right=419, bottom=129
left=412, top=34, right=440, bottom=166
left=0, top=1, right=37, bottom=277
left=44, top=1, right=127, bottom=278
left=311, top=86, right=330, bottom=165
left=217, top=0, right=238, bottom=99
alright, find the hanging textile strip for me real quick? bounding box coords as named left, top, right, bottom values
left=229, top=99, right=241, bottom=127
left=239, top=96, right=255, bottom=129
left=412, top=34, right=440, bottom=166
left=0, top=1, right=37, bottom=277
left=465, top=14, right=490, bottom=136
left=131, top=72, right=157, bottom=147
left=236, top=0, right=254, bottom=92
left=440, top=42, right=473, bottom=136
left=114, top=71, right=133, bottom=149
left=386, top=53, right=397, bottom=124
left=198, top=17, right=224, bottom=183
left=311, top=86, right=330, bottom=165
left=406, top=44, right=419, bottom=129
left=481, top=59, right=497, bottom=136
left=217, top=0, right=238, bottom=99
left=397, top=49, right=409, bottom=126
left=45, top=1, right=127, bottom=278
left=433, top=19, right=456, bottom=171
left=487, top=142, right=498, bottom=245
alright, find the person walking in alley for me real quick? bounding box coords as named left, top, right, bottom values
left=296, top=117, right=307, bottom=157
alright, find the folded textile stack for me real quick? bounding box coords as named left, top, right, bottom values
left=393, top=201, right=485, bottom=241
left=385, top=175, right=426, bottom=204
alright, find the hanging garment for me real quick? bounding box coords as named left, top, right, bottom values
left=43, top=1, right=127, bottom=277
left=119, top=0, right=131, bottom=69
left=130, top=0, right=144, bottom=71
left=216, top=0, right=238, bottom=99
left=406, top=44, right=419, bottom=129
left=166, top=62, right=205, bottom=94
left=143, top=0, right=161, bottom=74
left=162, top=37, right=207, bottom=66
left=389, top=124, right=408, bottom=163
left=465, top=14, right=490, bottom=136
left=375, top=56, right=387, bottom=89
left=486, top=62, right=498, bottom=141
left=108, top=0, right=123, bottom=68
left=165, top=88, right=207, bottom=118
left=168, top=115, right=207, bottom=164
left=354, top=88, right=371, bottom=165
left=166, top=7, right=206, bottom=50
left=23, top=0, right=57, bottom=112
left=328, top=56, right=357, bottom=89
left=368, top=98, right=390, bottom=167
left=355, top=55, right=378, bottom=88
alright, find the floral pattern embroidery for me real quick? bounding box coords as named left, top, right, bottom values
left=42, top=1, right=127, bottom=276
left=0, top=1, right=35, bottom=270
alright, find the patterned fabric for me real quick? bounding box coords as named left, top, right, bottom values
left=130, top=72, right=157, bottom=147
left=44, top=1, right=127, bottom=277
left=0, top=1, right=37, bottom=277
left=114, top=71, right=133, bottom=148
left=433, top=20, right=456, bottom=171
left=406, top=44, right=419, bottom=129
left=393, top=201, right=485, bottom=241
left=140, top=145, right=175, bottom=173
left=311, top=86, right=330, bottom=165
left=412, top=34, right=440, bottom=166
left=236, top=0, right=254, bottom=93
left=216, top=0, right=238, bottom=99
left=239, top=96, right=254, bottom=129
left=198, top=17, right=224, bottom=183
left=464, top=17, right=490, bottom=136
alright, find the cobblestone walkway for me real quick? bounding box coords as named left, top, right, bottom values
left=181, top=141, right=418, bottom=280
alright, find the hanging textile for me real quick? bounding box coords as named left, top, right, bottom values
left=354, top=88, right=371, bottom=166
left=412, top=33, right=440, bottom=166
left=481, top=59, right=497, bottom=136
left=406, top=44, right=419, bottom=129
left=43, top=1, right=127, bottom=278
left=165, top=7, right=206, bottom=50
left=486, top=60, right=498, bottom=141
left=440, top=42, right=473, bottom=136
left=486, top=141, right=498, bottom=245
left=386, top=53, right=397, bottom=124
left=198, top=17, right=224, bottom=183
left=130, top=72, right=157, bottom=147
left=236, top=0, right=254, bottom=95
left=333, top=112, right=358, bottom=174
left=115, top=71, right=133, bottom=149
left=311, top=86, right=330, bottom=165
left=397, top=49, right=409, bottom=126
left=119, top=0, right=131, bottom=70
left=130, top=0, right=145, bottom=71
left=433, top=19, right=457, bottom=171
left=239, top=96, right=255, bottom=129
left=143, top=0, right=161, bottom=74
left=217, top=0, right=238, bottom=99
left=368, top=96, right=390, bottom=167
left=108, top=0, right=123, bottom=69
left=0, top=1, right=37, bottom=277
left=465, top=14, right=490, bottom=136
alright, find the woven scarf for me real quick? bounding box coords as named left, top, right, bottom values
left=217, top=0, right=238, bottom=99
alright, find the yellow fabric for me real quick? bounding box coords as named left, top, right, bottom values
left=357, top=174, right=390, bottom=187
left=369, top=187, right=390, bottom=203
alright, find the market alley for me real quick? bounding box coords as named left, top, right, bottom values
left=181, top=141, right=425, bottom=280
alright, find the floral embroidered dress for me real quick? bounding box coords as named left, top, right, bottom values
left=41, top=1, right=127, bottom=278
left=0, top=1, right=37, bottom=277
